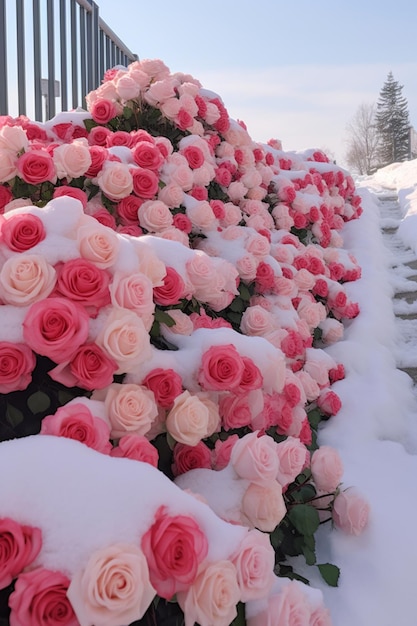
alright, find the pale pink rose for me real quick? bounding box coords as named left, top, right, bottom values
left=67, top=543, right=155, bottom=626
left=8, top=568, right=77, bottom=626
left=53, top=140, right=92, bottom=179
left=157, top=227, right=190, bottom=246
left=247, top=580, right=311, bottom=626
left=104, top=382, right=158, bottom=438
left=40, top=402, right=111, bottom=454
left=228, top=181, right=247, bottom=202
left=231, top=432, right=279, bottom=486
left=311, top=446, right=344, bottom=492
left=242, top=481, right=286, bottom=532
left=4, top=198, right=33, bottom=212
left=177, top=560, right=240, bottom=626
left=310, top=604, right=333, bottom=626
left=303, top=357, right=330, bottom=387
left=319, top=318, right=344, bottom=344
left=0, top=148, right=18, bottom=182
left=144, top=77, right=178, bottom=105
left=139, top=58, right=170, bottom=81
left=0, top=124, right=29, bottom=153
left=294, top=268, right=316, bottom=291
left=166, top=390, right=210, bottom=446
left=245, top=233, right=270, bottom=257
left=240, top=305, right=275, bottom=336
left=333, top=489, right=370, bottom=535
left=77, top=221, right=120, bottom=268
left=186, top=200, right=217, bottom=232
left=160, top=96, right=181, bottom=120
left=138, top=199, right=173, bottom=232
left=186, top=251, right=217, bottom=294
left=115, top=74, right=141, bottom=100
left=221, top=202, right=244, bottom=227
left=195, top=391, right=221, bottom=437
left=0, top=254, right=56, bottom=306
left=236, top=255, right=258, bottom=282
left=276, top=436, right=309, bottom=488
left=296, top=371, right=321, bottom=402
left=109, top=271, right=155, bottom=330
left=231, top=529, right=275, bottom=602
left=158, top=182, right=184, bottom=207
left=97, top=161, right=133, bottom=200
left=161, top=308, right=194, bottom=336
left=96, top=308, right=151, bottom=374
left=192, top=163, right=215, bottom=187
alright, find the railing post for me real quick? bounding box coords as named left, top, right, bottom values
left=0, top=1, right=8, bottom=115
left=33, top=0, right=42, bottom=120
left=46, top=0, right=56, bottom=119
left=70, top=0, right=78, bottom=109
left=16, top=0, right=26, bottom=116
left=60, top=0, right=68, bottom=112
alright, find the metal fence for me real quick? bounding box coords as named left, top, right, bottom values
left=0, top=0, right=138, bottom=121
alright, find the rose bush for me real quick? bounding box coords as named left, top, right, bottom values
left=0, top=56, right=370, bottom=625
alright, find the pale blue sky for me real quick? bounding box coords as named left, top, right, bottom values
left=97, top=0, right=417, bottom=165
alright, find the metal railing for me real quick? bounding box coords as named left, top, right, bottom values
left=0, top=0, right=138, bottom=121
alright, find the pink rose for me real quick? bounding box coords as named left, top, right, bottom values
left=311, top=446, right=343, bottom=492
left=317, top=390, right=342, bottom=416
left=110, top=434, right=159, bottom=467
left=142, top=368, right=183, bottom=408
left=55, top=259, right=111, bottom=315
left=310, top=605, right=333, bottom=626
left=211, top=435, right=239, bottom=471
left=0, top=184, right=12, bottom=211
left=50, top=342, right=117, bottom=390
left=0, top=148, right=18, bottom=183
left=53, top=185, right=88, bottom=208
left=90, top=98, right=117, bottom=124
left=0, top=254, right=56, bottom=306
left=23, top=297, right=89, bottom=363
left=141, top=506, right=208, bottom=599
left=67, top=543, right=155, bottom=625
left=172, top=441, right=212, bottom=476
left=17, top=150, right=56, bottom=184
left=116, top=194, right=143, bottom=224
left=276, top=437, right=309, bottom=488
left=97, top=161, right=133, bottom=201
left=0, top=213, right=45, bottom=251
left=132, top=167, right=159, bottom=199
left=138, top=200, right=173, bottom=232
left=231, top=432, right=279, bottom=485
left=158, top=182, right=184, bottom=208
left=242, top=481, right=286, bottom=532
left=96, top=308, right=151, bottom=374
left=153, top=266, right=187, bottom=306
left=40, top=402, right=111, bottom=453
left=220, top=392, right=256, bottom=430
left=106, top=130, right=134, bottom=148
left=133, top=141, right=164, bottom=171
left=166, top=390, right=210, bottom=446
left=104, top=382, right=158, bottom=438
left=88, top=125, right=112, bottom=147
left=9, top=568, right=77, bottom=626
left=238, top=357, right=263, bottom=392
left=231, top=529, right=275, bottom=602
left=0, top=518, right=42, bottom=589
left=177, top=560, right=240, bottom=626
left=333, top=489, right=370, bottom=535
left=198, top=344, right=245, bottom=391
left=0, top=342, right=35, bottom=393
left=77, top=221, right=120, bottom=268
left=161, top=308, right=194, bottom=336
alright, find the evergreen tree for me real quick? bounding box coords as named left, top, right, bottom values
left=375, top=72, right=411, bottom=166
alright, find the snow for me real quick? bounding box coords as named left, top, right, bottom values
left=308, top=159, right=417, bottom=626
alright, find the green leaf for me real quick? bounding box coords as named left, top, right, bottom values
left=6, top=404, right=24, bottom=427
left=238, top=282, right=252, bottom=301
left=83, top=118, right=97, bottom=132
left=288, top=504, right=320, bottom=536
left=317, top=563, right=340, bottom=587
left=230, top=602, right=246, bottom=626
left=123, top=106, right=133, bottom=119
left=154, top=308, right=176, bottom=327
left=27, top=391, right=51, bottom=414
left=230, top=297, right=244, bottom=313
left=302, top=544, right=316, bottom=566
left=307, top=408, right=322, bottom=429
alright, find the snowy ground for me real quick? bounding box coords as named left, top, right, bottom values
left=308, top=159, right=417, bottom=626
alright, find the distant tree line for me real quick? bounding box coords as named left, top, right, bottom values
left=345, top=72, right=416, bottom=175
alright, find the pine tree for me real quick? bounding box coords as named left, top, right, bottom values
left=375, top=72, right=411, bottom=166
